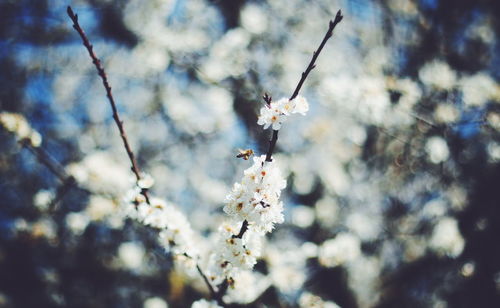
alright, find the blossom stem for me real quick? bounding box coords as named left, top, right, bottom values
left=68, top=6, right=218, bottom=304
left=196, top=264, right=217, bottom=299
left=66, top=6, right=150, bottom=204
left=21, top=139, right=80, bottom=211
left=232, top=220, right=249, bottom=239
left=264, top=10, right=343, bottom=163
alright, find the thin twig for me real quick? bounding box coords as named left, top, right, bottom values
left=66, top=6, right=149, bottom=204
left=214, top=279, right=229, bottom=306
left=263, top=93, right=272, bottom=107
left=21, top=140, right=81, bottom=210
left=232, top=220, right=248, bottom=239
left=22, top=140, right=70, bottom=182
left=264, top=10, right=343, bottom=163
left=196, top=264, right=216, bottom=299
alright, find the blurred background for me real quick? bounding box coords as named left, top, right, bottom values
left=1, top=0, right=500, bottom=307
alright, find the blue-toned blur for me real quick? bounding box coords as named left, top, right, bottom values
left=0, top=0, right=499, bottom=307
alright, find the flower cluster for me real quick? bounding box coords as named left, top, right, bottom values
left=0, top=112, right=42, bottom=147
left=223, top=155, right=286, bottom=233
left=257, top=95, right=309, bottom=130
left=124, top=187, right=199, bottom=259
left=205, top=222, right=262, bottom=284
left=202, top=94, right=309, bottom=298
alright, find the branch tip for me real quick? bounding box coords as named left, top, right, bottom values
left=263, top=93, right=272, bottom=106
left=335, top=9, right=343, bottom=22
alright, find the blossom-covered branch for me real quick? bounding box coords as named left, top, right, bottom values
left=198, top=10, right=344, bottom=306
left=67, top=6, right=218, bottom=300
left=233, top=9, right=344, bottom=244
left=265, top=9, right=343, bottom=162
left=66, top=6, right=150, bottom=203
left=0, top=112, right=80, bottom=210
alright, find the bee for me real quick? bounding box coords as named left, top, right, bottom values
left=236, top=148, right=254, bottom=160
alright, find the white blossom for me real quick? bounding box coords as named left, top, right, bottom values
left=257, top=96, right=309, bottom=130
left=0, top=112, right=42, bottom=147
left=223, top=155, right=286, bottom=233
left=137, top=173, right=155, bottom=189
left=205, top=221, right=262, bottom=284
left=124, top=194, right=199, bottom=258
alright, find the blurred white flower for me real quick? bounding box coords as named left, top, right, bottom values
left=419, top=61, right=456, bottom=90
left=487, top=142, right=500, bottom=162
left=395, top=78, right=422, bottom=109
left=430, top=217, right=464, bottom=258
left=224, top=270, right=270, bottom=304
left=118, top=242, right=145, bottom=271
left=422, top=199, right=447, bottom=218
left=33, top=189, right=54, bottom=212
left=292, top=205, right=315, bottom=228
left=315, top=197, right=339, bottom=228
left=301, top=241, right=319, bottom=258
left=434, top=104, right=459, bottom=124
left=425, top=137, right=450, bottom=164
left=240, top=4, right=268, bottom=34
left=65, top=212, right=90, bottom=235
left=347, top=212, right=381, bottom=241
left=86, top=196, right=116, bottom=221
left=460, top=72, right=500, bottom=106
left=299, top=292, right=341, bottom=308
left=0, top=112, right=43, bottom=147
left=143, top=297, right=168, bottom=308
left=191, top=299, right=222, bottom=308
left=67, top=151, right=131, bottom=195
left=32, top=218, right=58, bottom=242
left=267, top=244, right=308, bottom=294
left=270, top=263, right=306, bottom=294
left=200, top=28, right=251, bottom=81
left=318, top=233, right=361, bottom=267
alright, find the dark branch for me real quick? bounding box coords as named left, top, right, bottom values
left=214, top=279, right=229, bottom=306
left=232, top=220, right=249, bottom=239
left=263, top=92, right=272, bottom=106
left=66, top=6, right=149, bottom=204
left=197, top=264, right=216, bottom=299
left=21, top=140, right=80, bottom=211
left=264, top=10, right=343, bottom=163
left=289, top=10, right=343, bottom=101
left=22, top=140, right=70, bottom=182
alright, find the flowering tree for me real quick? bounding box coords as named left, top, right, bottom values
left=66, top=5, right=342, bottom=306
left=0, top=0, right=499, bottom=308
